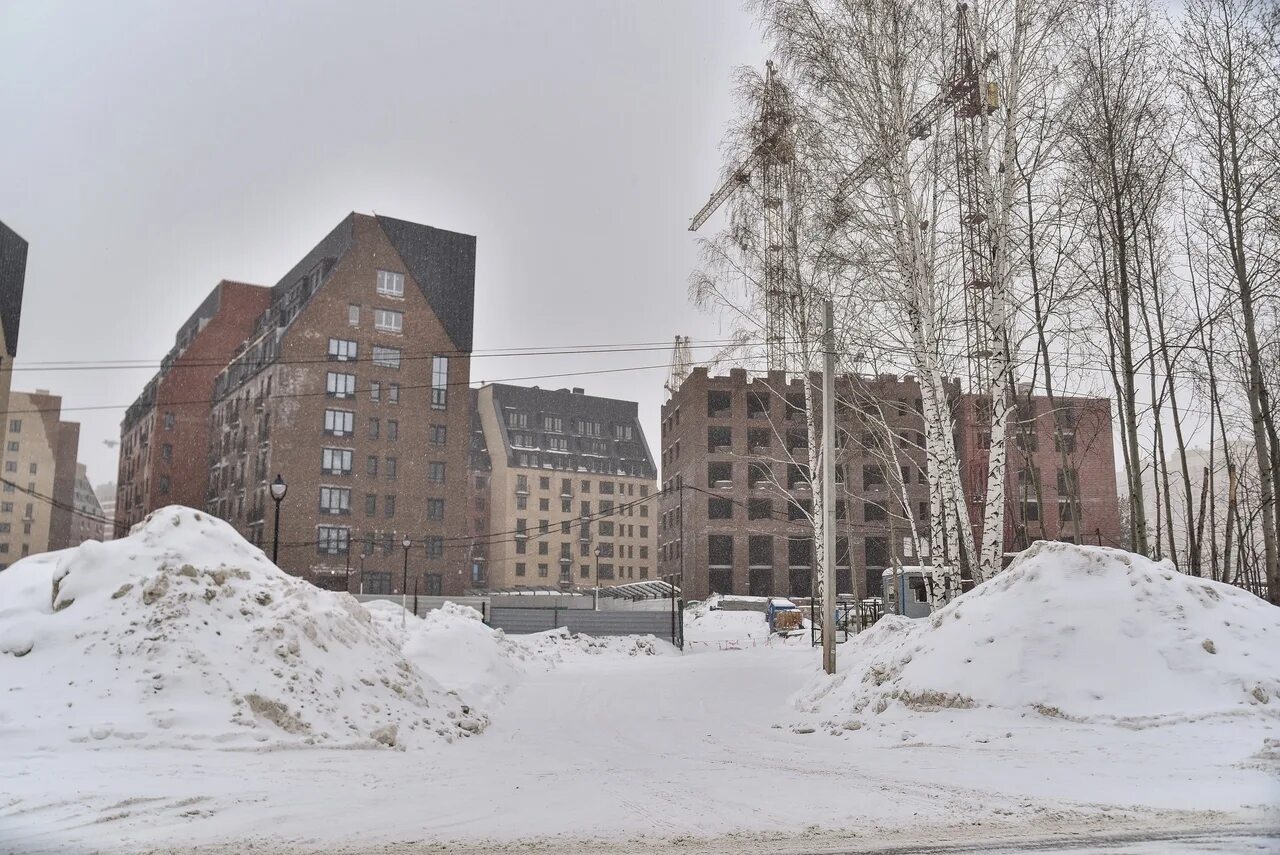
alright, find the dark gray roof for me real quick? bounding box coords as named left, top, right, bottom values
left=376, top=215, right=475, bottom=352
left=0, top=219, right=28, bottom=358
left=482, top=384, right=656, bottom=478
left=270, top=214, right=355, bottom=298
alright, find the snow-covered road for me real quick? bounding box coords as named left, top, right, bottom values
left=3, top=641, right=1275, bottom=854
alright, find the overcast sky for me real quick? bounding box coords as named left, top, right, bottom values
left=0, top=1, right=766, bottom=486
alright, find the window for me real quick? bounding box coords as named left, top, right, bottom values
left=548, top=435, right=568, bottom=451
left=159, top=475, right=171, bottom=494
left=376, top=270, right=405, bottom=297
left=428, top=461, right=446, bottom=484
left=321, top=448, right=353, bottom=474
left=388, top=383, right=400, bottom=403
left=364, top=572, right=391, bottom=594
left=508, top=411, right=528, bottom=429
left=516, top=474, right=528, bottom=493
left=384, top=495, right=396, bottom=518
left=369, top=418, right=380, bottom=439
left=539, top=541, right=549, bottom=555
left=366, top=455, right=378, bottom=476
left=863, top=465, right=886, bottom=489
left=348, top=304, right=360, bottom=326
left=515, top=562, right=527, bottom=577
left=426, top=536, right=444, bottom=559
left=324, top=409, right=354, bottom=436
left=7, top=420, right=19, bottom=433
left=538, top=497, right=550, bottom=512
left=372, top=345, right=401, bottom=369
left=614, top=424, right=633, bottom=440
left=163, top=412, right=175, bottom=431
left=328, top=338, right=357, bottom=361
left=5, top=441, right=16, bottom=452
left=431, top=356, right=449, bottom=409
left=864, top=502, right=887, bottom=522
left=386, top=457, right=398, bottom=479
left=370, top=381, right=381, bottom=402
left=749, top=498, right=772, bottom=520
left=326, top=372, right=356, bottom=398
left=1, top=503, right=11, bottom=513
left=430, top=424, right=447, bottom=446
left=599, top=520, right=614, bottom=536
left=365, top=494, right=377, bottom=516
left=427, top=498, right=445, bottom=521
left=561, top=498, right=571, bottom=513
left=319, top=487, right=351, bottom=515
left=374, top=308, right=403, bottom=333
left=539, top=477, right=550, bottom=490
left=581, top=480, right=591, bottom=493
left=5, top=462, right=17, bottom=473
left=316, top=527, right=350, bottom=555
left=538, top=563, right=549, bottom=578
left=543, top=415, right=563, bottom=432
left=516, top=494, right=527, bottom=510
left=387, top=420, right=398, bottom=440
left=600, top=481, right=614, bottom=495
left=708, top=498, right=733, bottom=519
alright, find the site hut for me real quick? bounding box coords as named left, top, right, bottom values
left=473, top=383, right=658, bottom=591
left=205, top=213, right=476, bottom=597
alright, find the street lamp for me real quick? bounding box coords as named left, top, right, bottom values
left=401, top=536, right=412, bottom=628
left=269, top=474, right=287, bottom=565
left=593, top=544, right=602, bottom=611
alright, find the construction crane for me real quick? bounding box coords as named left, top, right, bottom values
left=688, top=12, right=996, bottom=374
left=664, top=335, right=693, bottom=397
left=951, top=1, right=1000, bottom=395
left=688, top=60, right=793, bottom=372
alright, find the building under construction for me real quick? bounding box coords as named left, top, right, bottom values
left=657, top=367, right=1121, bottom=601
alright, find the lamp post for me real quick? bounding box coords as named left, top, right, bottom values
left=269, top=474, right=287, bottom=565
left=401, top=536, right=412, bottom=628
left=593, top=544, right=602, bottom=611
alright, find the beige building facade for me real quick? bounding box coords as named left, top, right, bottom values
left=475, top=384, right=657, bottom=589
left=0, top=390, right=80, bottom=568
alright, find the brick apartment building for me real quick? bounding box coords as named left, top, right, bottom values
left=0, top=390, right=79, bottom=568
left=0, top=219, right=28, bottom=443
left=206, top=213, right=475, bottom=596
left=955, top=390, right=1121, bottom=550
left=467, top=388, right=492, bottom=589
left=115, top=280, right=271, bottom=534
left=473, top=383, right=657, bottom=589
left=657, top=368, right=1121, bottom=601
left=657, top=368, right=931, bottom=601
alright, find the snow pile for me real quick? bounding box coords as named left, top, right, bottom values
left=516, top=626, right=669, bottom=660
left=365, top=599, right=666, bottom=701
left=798, top=542, right=1280, bottom=726
left=685, top=596, right=773, bottom=644
left=0, top=506, right=486, bottom=750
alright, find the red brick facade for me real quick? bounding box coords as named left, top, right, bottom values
left=115, top=281, right=271, bottom=535
left=206, top=214, right=475, bottom=597
left=955, top=392, right=1122, bottom=551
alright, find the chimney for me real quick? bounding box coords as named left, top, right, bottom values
left=572, top=387, right=584, bottom=395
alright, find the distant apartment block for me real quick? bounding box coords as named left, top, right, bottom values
left=955, top=390, right=1121, bottom=551
left=206, top=213, right=475, bottom=596
left=72, top=463, right=107, bottom=544
left=474, top=384, right=658, bottom=590
left=657, top=368, right=931, bottom=602
left=0, top=390, right=79, bottom=567
left=0, top=219, right=28, bottom=443
left=115, top=280, right=272, bottom=534
left=95, top=481, right=117, bottom=539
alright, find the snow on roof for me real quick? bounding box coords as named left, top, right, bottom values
left=800, top=541, right=1280, bottom=723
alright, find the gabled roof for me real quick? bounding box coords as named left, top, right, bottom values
left=0, top=219, right=28, bottom=358
left=376, top=215, right=475, bottom=352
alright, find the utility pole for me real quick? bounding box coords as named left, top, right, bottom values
left=821, top=299, right=837, bottom=675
